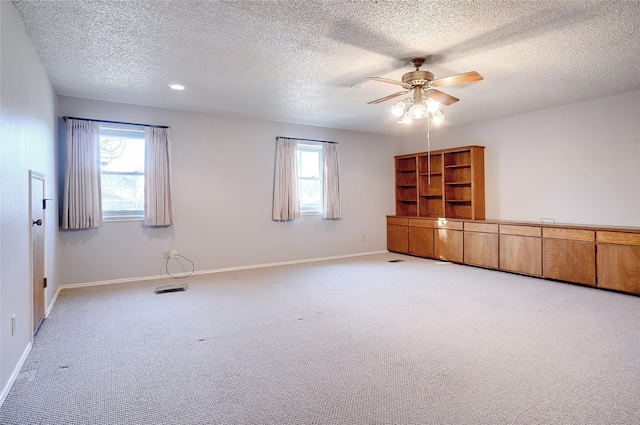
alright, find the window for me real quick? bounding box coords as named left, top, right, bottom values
left=297, top=143, right=323, bottom=214
left=99, top=124, right=145, bottom=219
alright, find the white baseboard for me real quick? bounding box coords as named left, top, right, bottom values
left=46, top=285, right=63, bottom=317
left=0, top=342, right=32, bottom=407
left=192, top=250, right=389, bottom=276
left=59, top=250, right=390, bottom=290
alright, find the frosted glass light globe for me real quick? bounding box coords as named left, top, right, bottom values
left=390, top=101, right=406, bottom=117
left=408, top=103, right=428, bottom=119
left=426, top=98, right=440, bottom=113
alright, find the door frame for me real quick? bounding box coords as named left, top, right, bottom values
left=29, top=170, right=46, bottom=335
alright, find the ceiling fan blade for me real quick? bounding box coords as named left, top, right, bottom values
left=367, top=91, right=408, bottom=104
left=425, top=89, right=460, bottom=106
left=431, top=71, right=483, bottom=87
left=367, top=77, right=407, bottom=87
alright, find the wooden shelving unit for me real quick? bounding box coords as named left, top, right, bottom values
left=394, top=156, right=418, bottom=216
left=394, top=146, right=485, bottom=219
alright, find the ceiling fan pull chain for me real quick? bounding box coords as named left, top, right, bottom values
left=427, top=115, right=431, bottom=185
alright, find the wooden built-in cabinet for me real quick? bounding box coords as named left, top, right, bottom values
left=434, top=219, right=463, bottom=262
left=387, top=217, right=409, bottom=253
left=387, top=216, right=640, bottom=296
left=596, top=231, right=640, bottom=294
left=499, top=225, right=542, bottom=276
left=395, top=146, right=485, bottom=220
left=463, top=222, right=499, bottom=269
left=543, top=228, right=595, bottom=285
left=408, top=219, right=434, bottom=258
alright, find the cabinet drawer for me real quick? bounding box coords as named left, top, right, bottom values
left=387, top=217, right=408, bottom=226
left=409, top=226, right=434, bottom=258
left=543, top=239, right=596, bottom=285
left=387, top=225, right=409, bottom=253
left=464, top=231, right=499, bottom=268
left=435, top=219, right=463, bottom=230
left=500, top=225, right=541, bottom=237
left=499, top=235, right=542, bottom=276
left=464, top=222, right=498, bottom=233
left=597, top=244, right=640, bottom=294
left=543, top=228, right=594, bottom=242
left=434, top=229, right=463, bottom=262
left=409, top=218, right=435, bottom=228
left=596, top=231, right=640, bottom=246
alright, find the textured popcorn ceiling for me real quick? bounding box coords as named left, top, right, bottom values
left=13, top=0, right=640, bottom=136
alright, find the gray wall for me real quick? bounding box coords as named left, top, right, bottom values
left=57, top=96, right=399, bottom=285
left=1, top=1, right=59, bottom=401
left=402, top=90, right=640, bottom=227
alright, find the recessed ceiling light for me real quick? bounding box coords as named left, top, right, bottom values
left=168, top=84, right=185, bottom=90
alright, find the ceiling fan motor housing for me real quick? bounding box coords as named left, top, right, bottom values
left=402, top=70, right=434, bottom=86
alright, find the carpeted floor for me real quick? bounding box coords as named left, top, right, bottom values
left=2, top=253, right=639, bottom=424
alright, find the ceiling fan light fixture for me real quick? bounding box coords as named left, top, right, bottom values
left=426, top=98, right=440, bottom=113
left=432, top=110, right=445, bottom=125
left=408, top=103, right=428, bottom=119
left=391, top=100, right=406, bottom=117
left=398, top=114, right=413, bottom=124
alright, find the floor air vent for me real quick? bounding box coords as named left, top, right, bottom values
left=154, top=284, right=188, bottom=294
left=388, top=259, right=404, bottom=263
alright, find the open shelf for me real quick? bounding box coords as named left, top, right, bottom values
left=395, top=146, right=485, bottom=220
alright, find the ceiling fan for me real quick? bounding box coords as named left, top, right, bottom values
left=367, top=58, right=483, bottom=124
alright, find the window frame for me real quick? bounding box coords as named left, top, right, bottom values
left=99, top=124, right=146, bottom=222
left=296, top=142, right=324, bottom=215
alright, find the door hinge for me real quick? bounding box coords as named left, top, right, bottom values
left=43, top=277, right=47, bottom=288
left=43, top=198, right=52, bottom=210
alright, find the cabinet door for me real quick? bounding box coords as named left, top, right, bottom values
left=499, top=235, right=542, bottom=276
left=464, top=231, right=499, bottom=268
left=543, top=239, right=595, bottom=285
left=434, top=229, right=463, bottom=262
left=597, top=244, right=640, bottom=294
left=387, top=224, right=409, bottom=253
left=409, top=227, right=434, bottom=258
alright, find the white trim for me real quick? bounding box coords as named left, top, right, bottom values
left=102, top=215, right=144, bottom=223
left=58, top=251, right=389, bottom=290
left=0, top=342, right=32, bottom=407
left=45, top=285, right=64, bottom=318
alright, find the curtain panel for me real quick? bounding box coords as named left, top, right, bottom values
left=62, top=119, right=102, bottom=229
left=144, top=127, right=173, bottom=226
left=272, top=137, right=300, bottom=221
left=322, top=143, right=342, bottom=220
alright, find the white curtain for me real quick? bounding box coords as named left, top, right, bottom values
left=323, top=143, right=342, bottom=220
left=144, top=127, right=173, bottom=226
left=62, top=119, right=102, bottom=229
left=272, top=137, right=300, bottom=221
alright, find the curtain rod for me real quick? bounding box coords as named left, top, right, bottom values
left=277, top=136, right=337, bottom=144
left=63, top=116, right=170, bottom=129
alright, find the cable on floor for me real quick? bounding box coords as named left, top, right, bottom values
left=164, top=254, right=195, bottom=279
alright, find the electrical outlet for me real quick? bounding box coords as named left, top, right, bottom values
left=361, top=234, right=366, bottom=242
left=11, top=314, right=16, bottom=336
left=163, top=251, right=171, bottom=259
left=171, top=250, right=178, bottom=259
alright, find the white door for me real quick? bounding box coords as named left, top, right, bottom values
left=30, top=171, right=46, bottom=334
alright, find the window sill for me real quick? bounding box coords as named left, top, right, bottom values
left=103, top=215, right=143, bottom=223
left=301, top=211, right=322, bottom=216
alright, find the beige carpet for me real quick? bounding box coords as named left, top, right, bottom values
left=2, top=253, right=639, bottom=424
